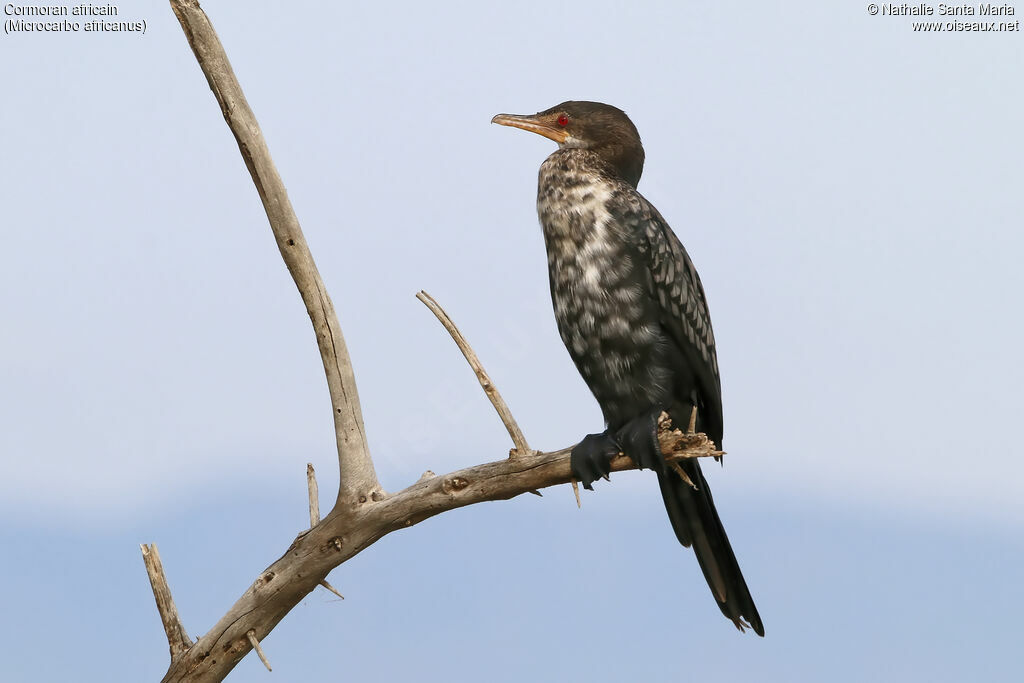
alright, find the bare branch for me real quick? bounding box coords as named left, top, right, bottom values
left=417, top=290, right=533, bottom=456
left=245, top=631, right=272, bottom=672
left=307, top=464, right=320, bottom=527
left=156, top=420, right=717, bottom=681
left=169, top=0, right=380, bottom=507
left=140, top=544, right=193, bottom=659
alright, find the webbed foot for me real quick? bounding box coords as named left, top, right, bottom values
left=570, top=431, right=621, bottom=490
left=615, top=409, right=664, bottom=472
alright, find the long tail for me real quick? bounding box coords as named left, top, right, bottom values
left=656, top=459, right=764, bottom=636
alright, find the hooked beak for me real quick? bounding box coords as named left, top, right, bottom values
left=491, top=113, right=569, bottom=144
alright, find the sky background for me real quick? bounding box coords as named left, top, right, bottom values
left=2, top=1, right=1022, bottom=681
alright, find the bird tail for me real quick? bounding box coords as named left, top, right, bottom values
left=656, top=460, right=764, bottom=636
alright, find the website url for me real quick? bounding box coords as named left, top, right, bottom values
left=912, top=19, right=1021, bottom=29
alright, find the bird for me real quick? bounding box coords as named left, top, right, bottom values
left=492, top=101, right=763, bottom=636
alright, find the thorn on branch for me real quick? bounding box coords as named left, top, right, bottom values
left=669, top=461, right=698, bottom=490
left=571, top=480, right=582, bottom=509
left=246, top=630, right=273, bottom=672
left=687, top=406, right=697, bottom=435
left=319, top=579, right=344, bottom=600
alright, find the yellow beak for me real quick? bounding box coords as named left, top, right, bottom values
left=491, top=113, right=569, bottom=144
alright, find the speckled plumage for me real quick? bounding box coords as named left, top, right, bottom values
left=494, top=101, right=763, bottom=636
left=537, top=148, right=721, bottom=438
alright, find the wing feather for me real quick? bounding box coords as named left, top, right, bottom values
left=614, top=192, right=725, bottom=446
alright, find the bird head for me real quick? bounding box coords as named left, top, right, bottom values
left=492, top=101, right=645, bottom=188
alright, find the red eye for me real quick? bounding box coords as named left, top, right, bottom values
left=557, top=114, right=569, bottom=126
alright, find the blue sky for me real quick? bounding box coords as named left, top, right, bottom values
left=2, top=2, right=1022, bottom=681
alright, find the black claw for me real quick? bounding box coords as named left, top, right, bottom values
left=616, top=409, right=664, bottom=472
left=570, top=431, right=620, bottom=490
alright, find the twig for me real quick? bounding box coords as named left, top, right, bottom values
left=140, top=544, right=193, bottom=659
left=571, top=480, right=581, bottom=508
left=669, top=461, right=697, bottom=489
left=319, top=580, right=345, bottom=600
left=687, top=405, right=698, bottom=434
left=169, top=0, right=380, bottom=507
left=246, top=630, right=272, bottom=672
left=416, top=291, right=533, bottom=457
left=307, top=464, right=320, bottom=527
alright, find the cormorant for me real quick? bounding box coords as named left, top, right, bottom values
left=492, top=101, right=764, bottom=636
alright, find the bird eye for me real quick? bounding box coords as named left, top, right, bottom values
left=557, top=114, right=569, bottom=126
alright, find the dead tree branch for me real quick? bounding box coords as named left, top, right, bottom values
left=307, top=463, right=320, bottom=527
left=140, top=544, right=193, bottom=660
left=169, top=0, right=380, bottom=508
left=148, top=2, right=724, bottom=681
left=417, top=290, right=534, bottom=456
left=151, top=422, right=717, bottom=682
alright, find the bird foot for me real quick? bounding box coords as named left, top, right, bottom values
left=570, top=431, right=621, bottom=490
left=616, top=409, right=664, bottom=472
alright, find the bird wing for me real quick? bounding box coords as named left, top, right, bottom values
left=615, top=190, right=724, bottom=446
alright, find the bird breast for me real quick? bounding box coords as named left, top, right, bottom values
left=536, top=152, right=672, bottom=421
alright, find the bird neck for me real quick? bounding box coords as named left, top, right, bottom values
left=544, top=146, right=642, bottom=189
left=597, top=141, right=644, bottom=189
left=536, top=150, right=627, bottom=248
